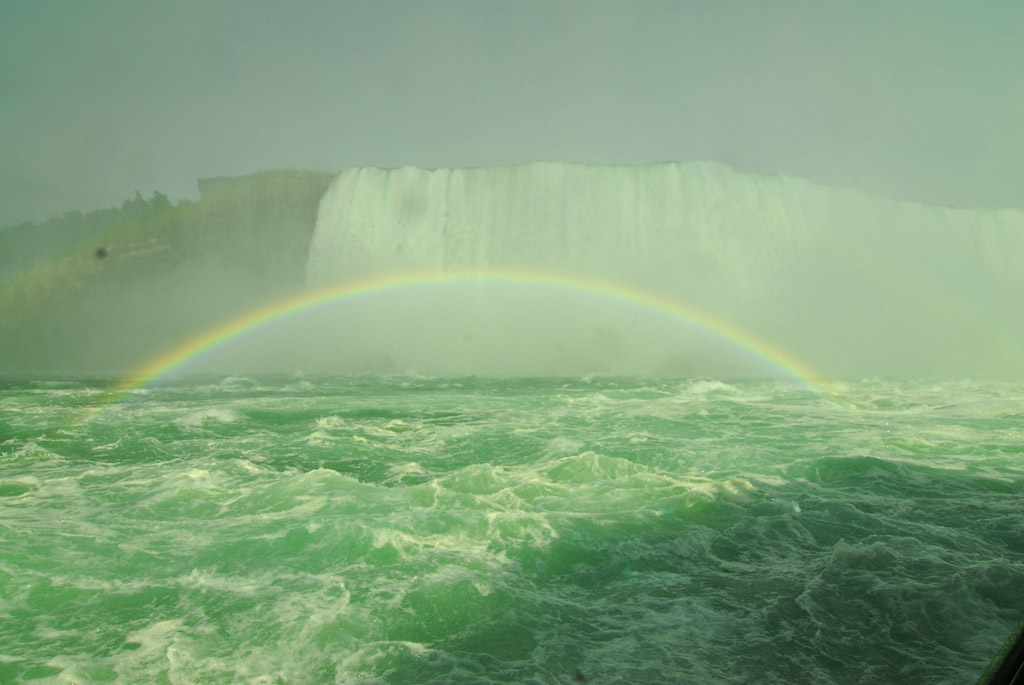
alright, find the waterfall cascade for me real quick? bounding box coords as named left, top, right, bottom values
left=305, top=162, right=1024, bottom=378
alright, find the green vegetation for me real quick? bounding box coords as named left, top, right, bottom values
left=0, top=169, right=334, bottom=373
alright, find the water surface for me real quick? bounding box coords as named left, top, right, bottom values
left=1, top=376, right=1021, bottom=683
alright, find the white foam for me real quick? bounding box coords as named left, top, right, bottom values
left=176, top=406, right=244, bottom=427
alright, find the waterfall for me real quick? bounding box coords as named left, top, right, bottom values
left=304, top=162, right=1024, bottom=378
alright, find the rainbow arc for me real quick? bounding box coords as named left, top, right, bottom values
left=77, top=268, right=849, bottom=421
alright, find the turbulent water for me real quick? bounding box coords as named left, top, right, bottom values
left=2, top=375, right=1022, bottom=683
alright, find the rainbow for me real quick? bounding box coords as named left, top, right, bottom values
left=79, top=269, right=848, bottom=419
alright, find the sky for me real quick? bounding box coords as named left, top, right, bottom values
left=2, top=0, right=1023, bottom=228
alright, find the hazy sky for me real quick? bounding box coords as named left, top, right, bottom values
left=2, top=0, right=1022, bottom=227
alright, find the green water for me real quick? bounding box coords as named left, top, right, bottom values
left=1, top=376, right=1022, bottom=683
